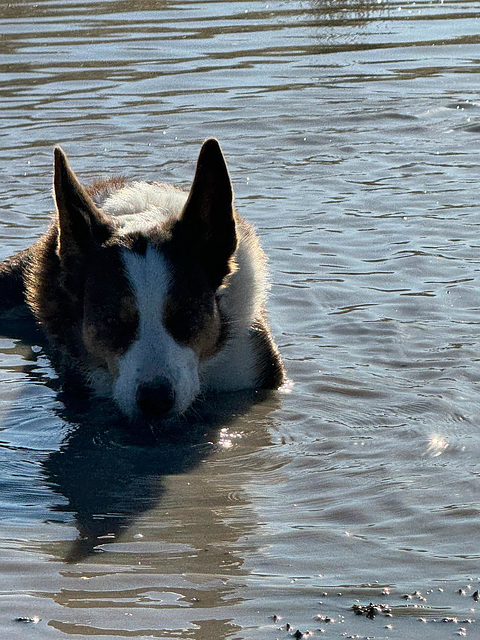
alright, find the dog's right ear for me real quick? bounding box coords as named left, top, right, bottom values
left=54, top=147, right=114, bottom=260
left=175, top=138, right=237, bottom=289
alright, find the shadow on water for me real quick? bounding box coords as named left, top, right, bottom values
left=0, top=316, right=273, bottom=564
left=42, top=387, right=266, bottom=564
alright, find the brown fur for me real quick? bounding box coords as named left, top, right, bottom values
left=81, top=246, right=139, bottom=376
left=85, top=177, right=127, bottom=199
left=163, top=285, right=228, bottom=362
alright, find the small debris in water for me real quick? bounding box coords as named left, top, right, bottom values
left=429, top=617, right=474, bottom=625
left=292, top=631, right=303, bottom=639
left=352, top=602, right=391, bottom=619
left=315, top=614, right=333, bottom=623
left=473, top=590, right=479, bottom=602
left=402, top=590, right=426, bottom=602
left=441, top=617, right=458, bottom=623
left=459, top=589, right=467, bottom=596
left=15, top=616, right=41, bottom=624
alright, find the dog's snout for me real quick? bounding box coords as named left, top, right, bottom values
left=135, top=378, right=175, bottom=418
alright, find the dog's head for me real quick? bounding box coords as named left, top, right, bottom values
left=49, top=139, right=237, bottom=422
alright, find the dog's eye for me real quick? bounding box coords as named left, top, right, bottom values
left=119, top=298, right=139, bottom=325
left=83, top=293, right=139, bottom=356
left=103, top=314, right=117, bottom=327
left=165, top=308, right=196, bottom=343
left=163, top=295, right=221, bottom=357
left=101, top=302, right=138, bottom=333
left=97, top=298, right=138, bottom=328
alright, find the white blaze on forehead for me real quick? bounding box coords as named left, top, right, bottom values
left=112, top=243, right=200, bottom=418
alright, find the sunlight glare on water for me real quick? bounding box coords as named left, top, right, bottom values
left=427, top=435, right=449, bottom=457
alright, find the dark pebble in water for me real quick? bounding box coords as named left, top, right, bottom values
left=352, top=602, right=392, bottom=619
left=402, top=590, right=426, bottom=601
left=316, top=614, right=332, bottom=623
left=366, top=605, right=377, bottom=620
left=15, top=617, right=41, bottom=624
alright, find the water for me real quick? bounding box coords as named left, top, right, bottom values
left=1, top=0, right=480, bottom=638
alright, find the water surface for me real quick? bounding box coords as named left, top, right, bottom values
left=1, top=0, right=480, bottom=638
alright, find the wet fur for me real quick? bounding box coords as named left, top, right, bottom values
left=0, top=139, right=284, bottom=422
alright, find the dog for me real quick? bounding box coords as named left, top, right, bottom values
left=0, top=139, right=284, bottom=424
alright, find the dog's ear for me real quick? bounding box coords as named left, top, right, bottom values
left=177, top=138, right=237, bottom=288
left=53, top=147, right=114, bottom=260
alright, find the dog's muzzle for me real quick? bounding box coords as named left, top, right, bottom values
left=135, top=377, right=176, bottom=419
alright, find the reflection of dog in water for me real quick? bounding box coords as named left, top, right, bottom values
left=0, top=139, right=284, bottom=426
left=43, top=388, right=278, bottom=563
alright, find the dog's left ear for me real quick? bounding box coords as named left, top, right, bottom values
left=54, top=147, right=114, bottom=261
left=177, top=138, right=237, bottom=288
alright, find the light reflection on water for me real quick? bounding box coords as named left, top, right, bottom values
left=1, top=0, right=480, bottom=638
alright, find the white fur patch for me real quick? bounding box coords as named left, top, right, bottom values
left=113, top=244, right=200, bottom=419
left=100, top=182, right=188, bottom=230
left=200, top=220, right=267, bottom=391
left=94, top=182, right=273, bottom=400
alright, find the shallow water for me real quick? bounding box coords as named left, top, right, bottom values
left=1, top=0, right=480, bottom=638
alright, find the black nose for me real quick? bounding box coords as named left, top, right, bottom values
left=135, top=379, right=175, bottom=418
